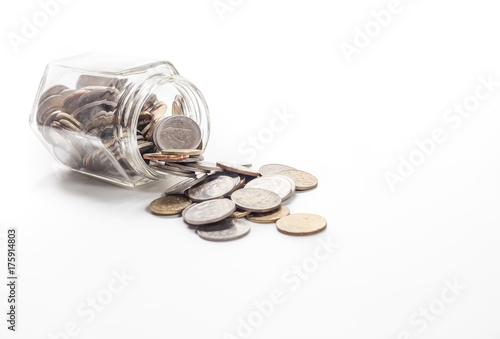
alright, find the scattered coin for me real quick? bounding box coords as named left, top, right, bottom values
left=187, top=161, right=223, bottom=172
left=276, top=213, right=327, bottom=236
left=230, top=210, right=251, bottom=219
left=216, top=162, right=260, bottom=177
left=187, top=175, right=236, bottom=201
left=247, top=205, right=290, bottom=224
left=183, top=198, right=236, bottom=225
left=150, top=195, right=192, bottom=216
left=197, top=218, right=251, bottom=241
left=231, top=188, right=281, bottom=212
left=279, top=170, right=318, bottom=190
left=245, top=175, right=294, bottom=201
left=259, top=164, right=296, bottom=176
left=164, top=174, right=208, bottom=196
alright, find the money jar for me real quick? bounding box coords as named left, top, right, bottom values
left=30, top=53, right=210, bottom=187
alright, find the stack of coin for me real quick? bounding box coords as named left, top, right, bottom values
left=149, top=161, right=326, bottom=241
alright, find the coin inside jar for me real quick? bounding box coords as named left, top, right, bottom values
left=153, top=116, right=202, bottom=150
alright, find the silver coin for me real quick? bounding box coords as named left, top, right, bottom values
left=153, top=116, right=202, bottom=150
left=183, top=198, right=236, bottom=225
left=187, top=175, right=237, bottom=201
left=231, top=188, right=282, bottom=212
left=185, top=161, right=222, bottom=172
left=258, top=164, right=296, bottom=176
left=197, top=218, right=251, bottom=241
left=244, top=175, right=294, bottom=201
left=164, top=174, right=209, bottom=196
left=149, top=162, right=197, bottom=178
left=166, top=162, right=209, bottom=173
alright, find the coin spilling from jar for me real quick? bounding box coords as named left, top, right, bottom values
left=149, top=157, right=327, bottom=241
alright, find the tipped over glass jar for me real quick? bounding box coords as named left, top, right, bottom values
left=29, top=53, right=210, bottom=187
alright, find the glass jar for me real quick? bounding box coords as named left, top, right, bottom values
left=29, top=53, right=210, bottom=187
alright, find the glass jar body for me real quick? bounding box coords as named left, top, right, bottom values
left=30, top=53, right=210, bottom=187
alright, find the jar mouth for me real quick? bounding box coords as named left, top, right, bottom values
left=125, top=74, right=210, bottom=180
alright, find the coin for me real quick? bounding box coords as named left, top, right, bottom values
left=62, top=89, right=91, bottom=113
left=279, top=170, right=318, bottom=190
left=231, top=188, right=281, bottom=212
left=216, top=162, right=260, bottom=177
left=142, top=152, right=169, bottom=161
left=182, top=198, right=236, bottom=225
left=165, top=162, right=209, bottom=173
left=160, top=149, right=203, bottom=156
left=149, top=162, right=197, bottom=178
left=259, top=164, right=296, bottom=176
left=39, top=85, right=68, bottom=103
left=247, top=205, right=290, bottom=224
left=172, top=95, right=185, bottom=116
left=153, top=116, right=202, bottom=150
left=38, top=95, right=65, bottom=124
left=244, top=175, right=294, bottom=201
left=55, top=113, right=82, bottom=129
left=276, top=213, right=327, bottom=235
left=230, top=210, right=251, bottom=219
left=164, top=174, right=209, bottom=196
left=188, top=162, right=223, bottom=172
left=187, top=175, right=236, bottom=201
left=163, top=155, right=204, bottom=163
left=197, top=218, right=251, bottom=241
left=150, top=194, right=191, bottom=216
left=149, top=102, right=168, bottom=120
left=76, top=75, right=120, bottom=89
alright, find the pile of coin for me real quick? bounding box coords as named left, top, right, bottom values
left=149, top=160, right=326, bottom=241
left=35, top=75, right=202, bottom=181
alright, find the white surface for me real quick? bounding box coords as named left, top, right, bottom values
left=1, top=0, right=500, bottom=338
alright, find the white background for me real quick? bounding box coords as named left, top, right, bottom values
left=1, top=0, right=500, bottom=338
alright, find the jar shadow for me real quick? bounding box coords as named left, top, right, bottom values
left=41, top=168, right=182, bottom=204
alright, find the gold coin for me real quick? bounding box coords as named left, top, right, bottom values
left=276, top=213, right=327, bottom=235
left=161, top=149, right=203, bottom=156
left=150, top=195, right=192, bottom=216
left=247, top=205, right=290, bottom=224
left=279, top=170, right=318, bottom=190
left=230, top=210, right=251, bottom=219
